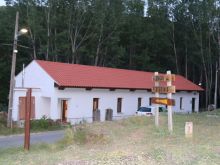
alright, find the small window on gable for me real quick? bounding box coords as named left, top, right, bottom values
left=138, top=98, right=142, bottom=109
left=117, top=98, right=122, bottom=113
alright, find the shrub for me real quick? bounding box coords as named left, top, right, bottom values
left=31, top=116, right=49, bottom=130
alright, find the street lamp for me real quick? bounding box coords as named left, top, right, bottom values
left=7, top=11, right=28, bottom=128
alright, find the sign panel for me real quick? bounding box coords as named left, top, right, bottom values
left=151, top=86, right=176, bottom=93
left=151, top=97, right=175, bottom=106
left=153, top=74, right=175, bottom=82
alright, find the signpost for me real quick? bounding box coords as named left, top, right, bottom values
left=24, top=88, right=32, bottom=150
left=151, top=71, right=175, bottom=133
left=154, top=72, right=159, bottom=127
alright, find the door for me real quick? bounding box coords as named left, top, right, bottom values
left=19, top=97, right=35, bottom=120
left=192, top=98, right=196, bottom=113
left=93, top=98, right=100, bottom=121
left=61, top=100, right=68, bottom=122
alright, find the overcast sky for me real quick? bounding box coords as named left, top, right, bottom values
left=0, top=0, right=5, bottom=6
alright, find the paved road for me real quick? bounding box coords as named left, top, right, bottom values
left=0, top=130, right=65, bottom=149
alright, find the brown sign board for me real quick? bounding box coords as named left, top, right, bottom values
left=151, top=86, right=176, bottom=93
left=153, top=74, right=175, bottom=82
left=151, top=97, right=175, bottom=106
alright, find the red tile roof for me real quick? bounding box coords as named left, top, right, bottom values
left=36, top=60, right=203, bottom=91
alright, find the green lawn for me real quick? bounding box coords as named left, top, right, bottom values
left=0, top=111, right=220, bottom=165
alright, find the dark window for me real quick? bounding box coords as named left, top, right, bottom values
left=192, top=98, right=196, bottom=112
left=149, top=98, right=152, bottom=106
left=138, top=98, right=142, bottom=109
left=117, top=98, right=122, bottom=113
left=93, top=98, right=99, bottom=112
left=180, top=97, right=183, bottom=110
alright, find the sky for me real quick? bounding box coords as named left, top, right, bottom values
left=0, top=0, right=5, bottom=6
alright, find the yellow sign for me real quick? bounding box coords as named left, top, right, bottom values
left=151, top=86, right=176, bottom=93
left=153, top=75, right=175, bottom=82
left=151, top=97, right=175, bottom=106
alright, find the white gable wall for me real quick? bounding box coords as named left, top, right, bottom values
left=15, top=61, right=55, bottom=97
left=13, top=61, right=55, bottom=121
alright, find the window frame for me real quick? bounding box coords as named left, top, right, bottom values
left=117, top=98, right=122, bottom=113
left=138, top=97, right=142, bottom=109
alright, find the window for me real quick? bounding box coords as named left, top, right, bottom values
left=149, top=97, right=152, bottom=106
left=93, top=98, right=99, bottom=112
left=180, top=97, right=183, bottom=110
left=117, top=98, right=122, bottom=113
left=138, top=98, right=142, bottom=109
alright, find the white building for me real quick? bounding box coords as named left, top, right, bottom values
left=12, top=60, right=203, bottom=124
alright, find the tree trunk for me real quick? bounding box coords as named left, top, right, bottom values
left=95, top=23, right=103, bottom=66
left=172, top=22, right=179, bottom=74
left=46, top=3, right=51, bottom=61
left=185, top=35, right=188, bottom=79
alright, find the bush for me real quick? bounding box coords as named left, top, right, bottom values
left=31, top=116, right=49, bottom=130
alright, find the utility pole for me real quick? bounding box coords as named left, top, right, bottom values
left=7, top=12, right=19, bottom=128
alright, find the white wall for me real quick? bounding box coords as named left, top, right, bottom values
left=15, top=61, right=55, bottom=97
left=13, top=61, right=55, bottom=121
left=50, top=88, right=199, bottom=124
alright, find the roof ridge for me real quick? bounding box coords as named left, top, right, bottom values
left=35, top=60, right=153, bottom=74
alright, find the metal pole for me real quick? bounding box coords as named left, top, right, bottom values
left=7, top=11, right=19, bottom=128
left=24, top=88, right=32, bottom=150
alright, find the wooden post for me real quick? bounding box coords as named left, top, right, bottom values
left=154, top=72, right=159, bottom=127
left=24, top=88, right=32, bottom=150
left=167, top=71, right=173, bottom=132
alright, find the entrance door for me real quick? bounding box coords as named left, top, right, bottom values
left=192, top=98, right=196, bottom=113
left=61, top=100, right=68, bottom=122
left=93, top=98, right=100, bottom=121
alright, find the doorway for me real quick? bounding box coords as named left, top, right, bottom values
left=192, top=98, right=196, bottom=113
left=61, top=100, right=68, bottom=122
left=93, top=98, right=100, bottom=121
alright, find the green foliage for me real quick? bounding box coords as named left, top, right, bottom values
left=0, top=0, right=220, bottom=108
left=31, top=116, right=50, bottom=130
left=30, top=116, right=62, bottom=131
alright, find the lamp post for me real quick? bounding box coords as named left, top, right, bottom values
left=7, top=11, right=28, bottom=128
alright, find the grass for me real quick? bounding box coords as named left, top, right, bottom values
left=0, top=110, right=220, bottom=165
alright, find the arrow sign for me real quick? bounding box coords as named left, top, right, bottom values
left=151, top=97, right=175, bottom=106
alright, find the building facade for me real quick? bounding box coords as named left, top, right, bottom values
left=12, top=60, right=203, bottom=124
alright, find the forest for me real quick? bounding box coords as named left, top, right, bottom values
left=0, top=0, right=219, bottom=110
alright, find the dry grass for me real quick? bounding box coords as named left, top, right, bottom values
left=0, top=111, right=220, bottom=165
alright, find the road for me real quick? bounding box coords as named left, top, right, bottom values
left=0, top=130, right=65, bottom=149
